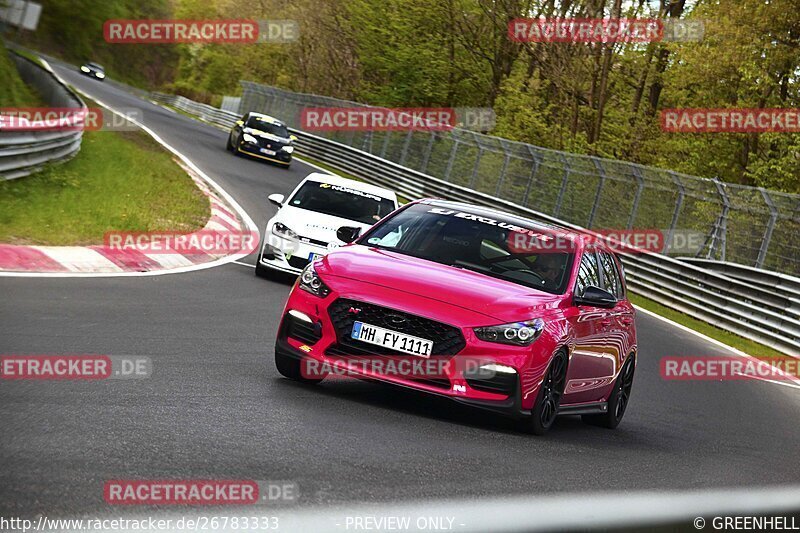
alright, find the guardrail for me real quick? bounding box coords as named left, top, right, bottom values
left=147, top=91, right=800, bottom=356
left=0, top=51, right=85, bottom=180
left=681, top=258, right=800, bottom=304
left=150, top=93, right=238, bottom=130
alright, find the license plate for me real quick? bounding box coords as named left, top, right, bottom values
left=351, top=321, right=433, bottom=357
left=260, top=148, right=276, bottom=156
left=308, top=252, right=323, bottom=262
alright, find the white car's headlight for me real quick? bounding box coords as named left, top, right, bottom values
left=80, top=66, right=90, bottom=72
left=96, top=72, right=105, bottom=79
left=272, top=222, right=298, bottom=240
left=281, top=146, right=294, bottom=154
left=474, top=318, right=545, bottom=346
left=242, top=133, right=258, bottom=144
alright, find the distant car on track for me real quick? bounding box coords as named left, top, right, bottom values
left=256, top=172, right=398, bottom=279
left=227, top=112, right=296, bottom=168
left=79, top=62, right=105, bottom=81
left=274, top=199, right=637, bottom=435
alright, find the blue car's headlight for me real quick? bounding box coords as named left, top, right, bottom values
left=474, top=318, right=545, bottom=346
left=281, top=146, right=294, bottom=154
left=242, top=133, right=258, bottom=144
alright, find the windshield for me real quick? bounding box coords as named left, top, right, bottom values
left=361, top=203, right=573, bottom=294
left=245, top=116, right=288, bottom=137
left=289, top=181, right=396, bottom=224
left=87, top=63, right=103, bottom=71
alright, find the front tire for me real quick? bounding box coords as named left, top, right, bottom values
left=521, top=350, right=568, bottom=435
left=275, top=349, right=325, bottom=384
left=226, top=133, right=234, bottom=152
left=583, top=353, right=635, bottom=429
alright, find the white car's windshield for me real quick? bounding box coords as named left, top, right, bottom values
left=288, top=181, right=395, bottom=224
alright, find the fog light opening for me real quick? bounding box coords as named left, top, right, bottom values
left=288, top=309, right=313, bottom=323
left=479, top=363, right=517, bottom=374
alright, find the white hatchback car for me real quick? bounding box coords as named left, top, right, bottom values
left=256, top=172, right=399, bottom=278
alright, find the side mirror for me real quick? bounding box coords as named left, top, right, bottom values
left=574, top=285, right=617, bottom=309
left=268, top=193, right=285, bottom=207
left=289, top=135, right=298, bottom=142
left=336, top=226, right=361, bottom=244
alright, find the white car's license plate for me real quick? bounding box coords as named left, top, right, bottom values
left=351, top=321, right=433, bottom=357
left=308, top=252, right=323, bottom=262
left=260, top=148, right=277, bottom=156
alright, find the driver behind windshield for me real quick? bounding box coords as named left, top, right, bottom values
left=531, top=252, right=569, bottom=291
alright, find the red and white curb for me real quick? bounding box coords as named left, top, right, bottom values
left=0, top=56, right=259, bottom=277
left=0, top=172, right=252, bottom=274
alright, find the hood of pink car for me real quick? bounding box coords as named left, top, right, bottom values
left=318, top=245, right=565, bottom=323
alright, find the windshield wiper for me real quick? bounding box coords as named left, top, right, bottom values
left=449, top=261, right=555, bottom=293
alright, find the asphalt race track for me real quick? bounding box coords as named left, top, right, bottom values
left=2, top=63, right=800, bottom=517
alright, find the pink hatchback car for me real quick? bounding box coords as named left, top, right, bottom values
left=274, top=199, right=637, bottom=435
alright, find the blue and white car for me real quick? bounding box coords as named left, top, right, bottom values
left=256, top=173, right=399, bottom=278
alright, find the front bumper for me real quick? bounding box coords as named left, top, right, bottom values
left=258, top=235, right=328, bottom=275
left=275, top=336, right=530, bottom=419
left=275, top=281, right=558, bottom=415
left=237, top=142, right=292, bottom=165
left=81, top=70, right=105, bottom=80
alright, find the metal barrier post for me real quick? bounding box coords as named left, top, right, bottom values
left=468, top=147, right=484, bottom=188
left=493, top=140, right=513, bottom=197
left=628, top=167, right=645, bottom=229
left=522, top=146, right=541, bottom=208
left=588, top=158, right=606, bottom=228
left=553, top=154, right=571, bottom=218
left=665, top=172, right=685, bottom=254
left=757, top=188, right=778, bottom=269
left=443, top=136, right=459, bottom=182
left=362, top=131, right=374, bottom=153
left=398, top=129, right=413, bottom=166
left=420, top=131, right=436, bottom=174
left=711, top=179, right=730, bottom=262
left=380, top=131, right=392, bottom=159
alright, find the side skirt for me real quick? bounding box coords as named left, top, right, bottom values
left=558, top=401, right=608, bottom=416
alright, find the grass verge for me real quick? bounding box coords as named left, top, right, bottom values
left=9, top=46, right=45, bottom=69
left=1, top=41, right=43, bottom=106
left=0, top=126, right=209, bottom=246
left=629, top=292, right=785, bottom=359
